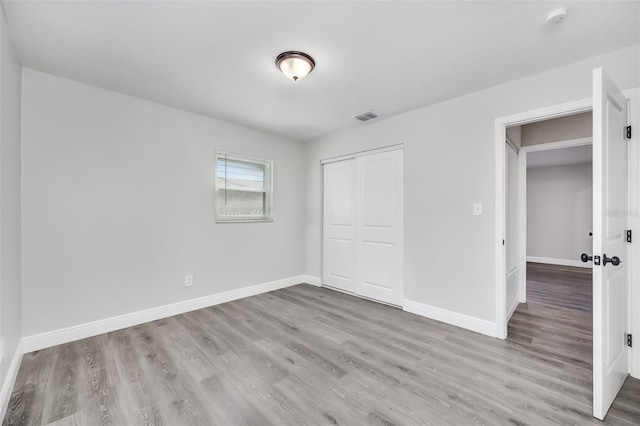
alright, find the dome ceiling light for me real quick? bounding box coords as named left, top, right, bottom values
left=276, top=51, right=315, bottom=81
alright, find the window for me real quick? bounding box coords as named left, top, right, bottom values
left=215, top=151, right=273, bottom=222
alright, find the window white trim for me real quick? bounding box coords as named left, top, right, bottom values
left=214, top=151, right=273, bottom=223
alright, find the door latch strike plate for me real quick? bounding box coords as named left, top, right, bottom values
left=626, top=126, right=632, bottom=139
left=627, top=230, right=632, bottom=243
left=626, top=333, right=633, bottom=348
left=594, top=255, right=601, bottom=265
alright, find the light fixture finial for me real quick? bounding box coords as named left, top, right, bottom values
left=276, top=51, right=315, bottom=81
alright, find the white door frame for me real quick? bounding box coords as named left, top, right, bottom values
left=495, top=97, right=592, bottom=339
left=495, top=89, right=639, bottom=380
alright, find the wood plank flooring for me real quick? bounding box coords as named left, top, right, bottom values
left=4, top=273, right=640, bottom=425
left=526, top=262, right=593, bottom=312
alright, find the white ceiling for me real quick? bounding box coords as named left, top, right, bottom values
left=3, top=1, right=639, bottom=142
left=527, top=144, right=592, bottom=168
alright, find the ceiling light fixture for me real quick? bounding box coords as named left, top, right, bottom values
left=276, top=51, right=315, bottom=81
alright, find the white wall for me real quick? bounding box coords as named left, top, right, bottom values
left=304, top=44, right=639, bottom=324
left=0, top=0, right=22, bottom=405
left=527, top=163, right=593, bottom=263
left=21, top=69, right=306, bottom=336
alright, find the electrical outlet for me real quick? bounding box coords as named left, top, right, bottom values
left=184, top=274, right=194, bottom=287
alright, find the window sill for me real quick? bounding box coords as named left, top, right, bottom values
left=215, top=218, right=273, bottom=224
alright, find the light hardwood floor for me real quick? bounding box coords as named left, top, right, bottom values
left=4, top=269, right=640, bottom=425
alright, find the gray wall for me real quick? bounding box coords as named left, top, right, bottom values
left=0, top=4, right=22, bottom=391
left=304, top=45, right=639, bottom=323
left=527, top=163, right=593, bottom=262
left=15, top=43, right=640, bottom=337
left=21, top=69, right=306, bottom=336
left=506, top=125, right=522, bottom=148
left=522, top=111, right=592, bottom=146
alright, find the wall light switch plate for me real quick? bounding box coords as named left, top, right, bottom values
left=185, top=274, right=194, bottom=287
left=473, top=202, right=483, bottom=216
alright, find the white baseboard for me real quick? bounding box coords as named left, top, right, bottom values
left=300, top=275, right=321, bottom=287
left=23, top=275, right=311, bottom=353
left=0, top=339, right=23, bottom=422
left=403, top=300, right=498, bottom=338
left=527, top=256, right=591, bottom=269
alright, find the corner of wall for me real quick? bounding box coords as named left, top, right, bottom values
left=0, top=0, right=23, bottom=419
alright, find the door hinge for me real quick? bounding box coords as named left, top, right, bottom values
left=626, top=126, right=632, bottom=139
left=626, top=333, right=633, bottom=348
left=627, top=230, right=632, bottom=243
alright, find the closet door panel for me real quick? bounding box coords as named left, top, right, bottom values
left=322, top=159, right=356, bottom=293
left=356, top=150, right=404, bottom=306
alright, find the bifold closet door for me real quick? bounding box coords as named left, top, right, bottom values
left=322, top=149, right=404, bottom=306
left=322, top=159, right=357, bottom=293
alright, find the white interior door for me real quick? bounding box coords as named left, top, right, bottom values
left=505, top=142, right=519, bottom=318
left=592, top=67, right=630, bottom=420
left=355, top=149, right=404, bottom=306
left=322, top=159, right=356, bottom=293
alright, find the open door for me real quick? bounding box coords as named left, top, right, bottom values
left=592, top=67, right=630, bottom=420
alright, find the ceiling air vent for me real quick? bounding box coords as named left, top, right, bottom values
left=353, top=111, right=379, bottom=122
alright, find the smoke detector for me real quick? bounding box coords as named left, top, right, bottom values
left=353, top=111, right=380, bottom=122
left=545, top=8, right=568, bottom=25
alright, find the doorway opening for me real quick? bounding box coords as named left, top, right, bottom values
left=505, top=116, right=595, bottom=412
left=496, top=70, right=638, bottom=421
left=506, top=112, right=594, bottom=318
left=495, top=98, right=594, bottom=340
left=522, top=141, right=594, bottom=315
